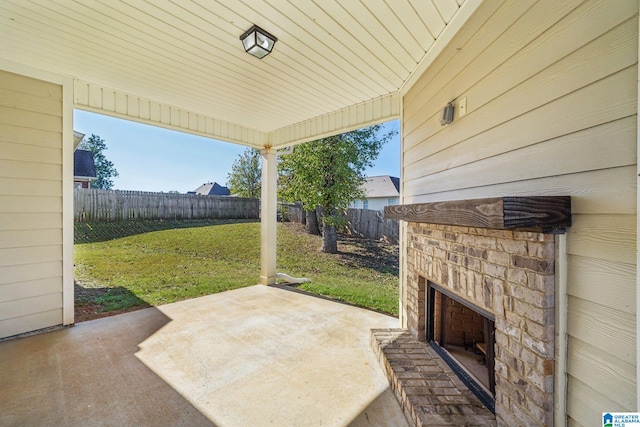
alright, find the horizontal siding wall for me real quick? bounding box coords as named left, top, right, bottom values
left=0, top=70, right=63, bottom=338
left=401, top=0, right=637, bottom=425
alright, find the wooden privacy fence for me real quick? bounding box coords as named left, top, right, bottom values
left=284, top=204, right=399, bottom=244
left=74, top=188, right=259, bottom=221
left=344, top=208, right=399, bottom=244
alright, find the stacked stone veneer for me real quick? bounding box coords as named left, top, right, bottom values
left=405, top=222, right=555, bottom=427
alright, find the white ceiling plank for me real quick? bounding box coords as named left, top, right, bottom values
left=392, top=0, right=437, bottom=41
left=38, top=0, right=358, bottom=129
left=1, top=1, right=296, bottom=117
left=279, top=0, right=406, bottom=85
left=1, top=0, right=474, bottom=138
left=338, top=0, right=417, bottom=71
left=135, top=0, right=363, bottom=104
left=211, top=0, right=379, bottom=102
left=81, top=0, right=351, bottom=121
left=409, top=0, right=447, bottom=38
left=306, top=0, right=409, bottom=80
left=253, top=0, right=391, bottom=95
left=433, top=0, right=461, bottom=23
left=363, top=0, right=426, bottom=63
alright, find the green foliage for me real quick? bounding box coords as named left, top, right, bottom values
left=78, top=134, right=119, bottom=190
left=278, top=125, right=396, bottom=250
left=227, top=148, right=261, bottom=198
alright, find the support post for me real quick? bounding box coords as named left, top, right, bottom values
left=260, top=147, right=277, bottom=285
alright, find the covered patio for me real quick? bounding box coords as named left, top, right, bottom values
left=0, top=0, right=479, bottom=339
left=0, top=2, right=483, bottom=425
left=0, top=285, right=409, bottom=426
left=3, top=1, right=638, bottom=425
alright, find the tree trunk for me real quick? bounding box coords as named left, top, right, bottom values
left=305, top=210, right=320, bottom=235
left=321, top=222, right=338, bottom=253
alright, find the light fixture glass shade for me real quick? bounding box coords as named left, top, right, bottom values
left=240, top=25, right=277, bottom=59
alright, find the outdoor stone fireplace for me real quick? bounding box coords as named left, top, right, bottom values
left=385, top=197, right=571, bottom=427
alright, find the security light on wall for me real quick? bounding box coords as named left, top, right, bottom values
left=440, top=102, right=454, bottom=125
left=240, top=25, right=277, bottom=59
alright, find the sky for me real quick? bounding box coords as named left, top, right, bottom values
left=74, top=110, right=400, bottom=193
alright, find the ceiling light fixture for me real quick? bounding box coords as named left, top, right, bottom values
left=240, top=25, right=277, bottom=59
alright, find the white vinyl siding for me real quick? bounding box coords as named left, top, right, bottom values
left=401, top=1, right=637, bottom=425
left=0, top=70, right=64, bottom=338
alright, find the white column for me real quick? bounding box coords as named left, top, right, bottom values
left=260, top=148, right=277, bottom=285
left=62, top=76, right=75, bottom=324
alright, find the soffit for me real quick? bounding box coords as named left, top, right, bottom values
left=0, top=0, right=477, bottom=146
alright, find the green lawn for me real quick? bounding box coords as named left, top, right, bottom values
left=74, top=221, right=399, bottom=320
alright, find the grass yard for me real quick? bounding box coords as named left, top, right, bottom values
left=74, top=221, right=399, bottom=321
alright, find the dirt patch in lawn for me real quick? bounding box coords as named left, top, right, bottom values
left=336, top=235, right=399, bottom=275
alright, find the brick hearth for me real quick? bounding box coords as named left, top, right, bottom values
left=371, top=329, right=496, bottom=426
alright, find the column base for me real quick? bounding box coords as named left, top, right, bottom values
left=259, top=275, right=277, bottom=286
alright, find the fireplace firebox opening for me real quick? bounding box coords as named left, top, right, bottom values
left=427, top=281, right=495, bottom=412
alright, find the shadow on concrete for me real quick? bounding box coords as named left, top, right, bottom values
left=0, top=307, right=215, bottom=427
left=1, top=285, right=409, bottom=426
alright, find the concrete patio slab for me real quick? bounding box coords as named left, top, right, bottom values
left=0, top=285, right=409, bottom=427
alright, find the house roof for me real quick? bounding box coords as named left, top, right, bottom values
left=73, top=149, right=96, bottom=180
left=0, top=0, right=480, bottom=148
left=193, top=182, right=231, bottom=196
left=361, top=175, right=400, bottom=199
left=73, top=131, right=85, bottom=149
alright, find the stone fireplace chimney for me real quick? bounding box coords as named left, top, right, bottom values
left=385, top=197, right=570, bottom=426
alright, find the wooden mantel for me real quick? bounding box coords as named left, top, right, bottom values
left=384, top=196, right=571, bottom=232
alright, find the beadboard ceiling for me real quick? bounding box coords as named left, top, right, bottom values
left=0, top=0, right=477, bottom=146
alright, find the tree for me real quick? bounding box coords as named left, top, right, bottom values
left=278, top=124, right=396, bottom=253
left=227, top=148, right=261, bottom=198
left=78, top=134, right=119, bottom=190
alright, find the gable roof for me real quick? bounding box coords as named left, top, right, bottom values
left=361, top=175, right=400, bottom=199
left=193, top=182, right=231, bottom=196
left=73, top=149, right=96, bottom=179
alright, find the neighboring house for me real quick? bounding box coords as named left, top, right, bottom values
left=73, top=131, right=97, bottom=189
left=191, top=182, right=230, bottom=196
left=73, top=149, right=96, bottom=189
left=352, top=175, right=399, bottom=211
left=0, top=2, right=637, bottom=427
